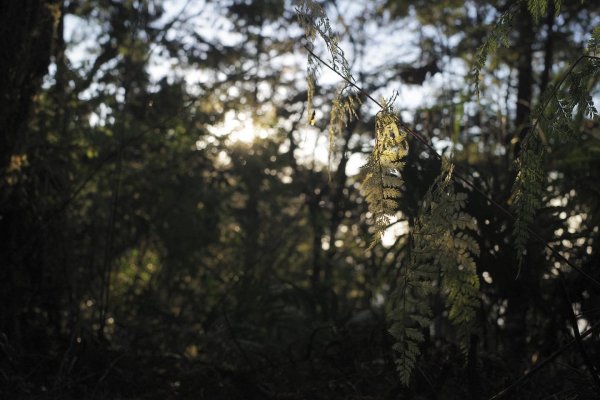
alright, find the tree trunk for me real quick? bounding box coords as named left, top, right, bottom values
left=0, top=0, right=60, bottom=346
left=539, top=2, right=555, bottom=95
left=513, top=4, right=534, bottom=158
left=0, top=0, right=59, bottom=170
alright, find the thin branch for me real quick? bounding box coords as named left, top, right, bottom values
left=559, top=272, right=600, bottom=391
left=529, top=55, right=600, bottom=142
left=488, top=320, right=600, bottom=400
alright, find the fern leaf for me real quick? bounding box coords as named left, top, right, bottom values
left=361, top=99, right=408, bottom=248
left=389, top=275, right=432, bottom=387
left=420, top=160, right=480, bottom=354
left=471, top=6, right=516, bottom=96
left=296, top=0, right=353, bottom=126
left=329, top=90, right=361, bottom=170
left=476, top=0, right=562, bottom=94
left=589, top=26, right=600, bottom=56
left=511, top=54, right=600, bottom=269
left=389, top=159, right=481, bottom=385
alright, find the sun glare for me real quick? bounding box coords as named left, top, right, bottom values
left=381, top=214, right=409, bottom=248
left=208, top=110, right=267, bottom=144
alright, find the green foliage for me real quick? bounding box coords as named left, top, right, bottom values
left=329, top=90, right=361, bottom=170
left=362, top=100, right=408, bottom=248
left=296, top=0, right=363, bottom=177
left=388, top=272, right=432, bottom=386
left=472, top=6, right=515, bottom=96
left=295, top=0, right=349, bottom=75
left=528, top=0, right=561, bottom=22
left=589, top=26, right=600, bottom=56
left=511, top=48, right=600, bottom=268
left=295, top=0, right=352, bottom=127
left=389, top=159, right=480, bottom=385
left=472, top=1, right=563, bottom=95
left=511, top=134, right=545, bottom=268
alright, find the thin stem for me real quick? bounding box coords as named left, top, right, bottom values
left=558, top=272, right=600, bottom=391
left=488, top=320, right=600, bottom=399
left=528, top=55, right=599, bottom=145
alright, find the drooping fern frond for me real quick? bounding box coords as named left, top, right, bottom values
left=473, top=1, right=565, bottom=95
left=416, top=159, right=480, bottom=352
left=589, top=26, right=600, bottom=56
left=511, top=133, right=545, bottom=270
left=389, top=159, right=480, bottom=385
left=328, top=89, right=361, bottom=170
left=527, top=0, right=561, bottom=23
left=471, top=5, right=515, bottom=96
left=388, top=270, right=433, bottom=386
left=295, top=0, right=352, bottom=126
left=511, top=46, right=600, bottom=269
left=362, top=99, right=408, bottom=249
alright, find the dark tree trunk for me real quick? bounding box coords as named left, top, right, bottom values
left=504, top=3, right=536, bottom=370
left=0, top=0, right=59, bottom=169
left=0, top=0, right=60, bottom=346
left=539, top=2, right=555, bottom=95
left=513, top=5, right=534, bottom=158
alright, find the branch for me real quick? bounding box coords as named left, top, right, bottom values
left=528, top=54, right=600, bottom=148
left=559, top=273, right=600, bottom=391
left=488, top=320, right=600, bottom=400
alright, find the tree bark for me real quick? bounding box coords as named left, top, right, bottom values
left=0, top=0, right=60, bottom=170
left=513, top=4, right=534, bottom=158
left=0, top=0, right=60, bottom=346
left=539, top=2, right=555, bottom=95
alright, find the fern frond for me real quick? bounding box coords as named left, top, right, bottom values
left=296, top=0, right=353, bottom=126
left=419, top=160, right=480, bottom=354
left=474, top=2, right=565, bottom=94
left=306, top=70, right=317, bottom=126
left=527, top=0, right=547, bottom=22
left=389, top=159, right=481, bottom=385
left=471, top=6, right=515, bottom=96
left=389, top=271, right=433, bottom=386
left=589, top=26, right=600, bottom=56
left=511, top=134, right=545, bottom=269
left=361, top=99, right=408, bottom=248
left=511, top=54, right=600, bottom=269
left=527, top=0, right=561, bottom=22
left=329, top=90, right=361, bottom=170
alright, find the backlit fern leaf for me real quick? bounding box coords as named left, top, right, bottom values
left=362, top=99, right=408, bottom=249
left=473, top=2, right=566, bottom=95
left=295, top=0, right=352, bottom=126
left=296, top=2, right=482, bottom=383
left=527, top=0, right=561, bottom=23
left=296, top=2, right=406, bottom=247
left=419, top=160, right=480, bottom=353
left=589, top=26, right=600, bottom=56
left=389, top=159, right=480, bottom=385
left=511, top=53, right=600, bottom=268
left=329, top=90, right=361, bottom=170
left=471, top=5, right=515, bottom=96
left=511, top=134, right=545, bottom=269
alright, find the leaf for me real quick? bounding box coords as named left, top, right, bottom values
left=389, top=158, right=481, bottom=384
left=361, top=98, right=408, bottom=248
